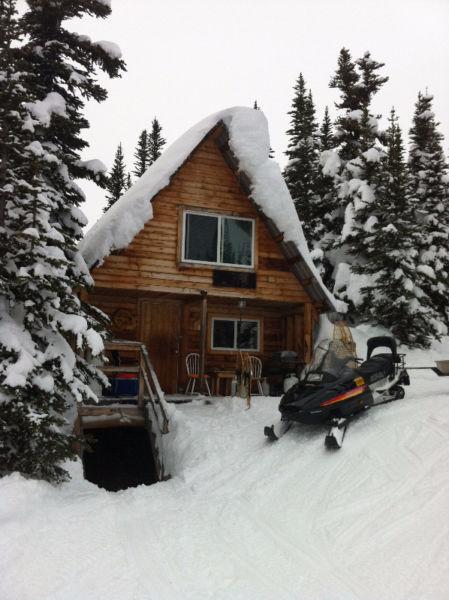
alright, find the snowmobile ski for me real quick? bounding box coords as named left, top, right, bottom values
left=264, top=420, right=291, bottom=442
left=325, top=418, right=349, bottom=449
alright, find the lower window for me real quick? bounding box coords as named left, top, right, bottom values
left=212, top=318, right=260, bottom=351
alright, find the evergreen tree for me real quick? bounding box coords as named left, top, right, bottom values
left=104, top=143, right=127, bottom=211
left=354, top=108, right=440, bottom=346
left=283, top=74, right=320, bottom=246
left=312, top=106, right=338, bottom=283
left=329, top=47, right=362, bottom=161
left=147, top=118, right=166, bottom=165
left=133, top=129, right=148, bottom=178
left=315, top=48, right=363, bottom=278
left=319, top=106, right=334, bottom=151
left=408, top=91, right=449, bottom=328
left=0, top=0, right=30, bottom=267
left=0, top=0, right=124, bottom=483
left=326, top=50, right=389, bottom=310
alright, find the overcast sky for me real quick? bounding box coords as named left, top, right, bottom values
left=71, top=0, right=449, bottom=229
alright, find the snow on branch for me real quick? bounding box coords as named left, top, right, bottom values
left=24, top=92, right=67, bottom=127
left=93, top=40, right=122, bottom=59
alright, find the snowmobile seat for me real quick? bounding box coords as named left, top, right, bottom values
left=357, top=354, right=395, bottom=383
left=366, top=336, right=398, bottom=361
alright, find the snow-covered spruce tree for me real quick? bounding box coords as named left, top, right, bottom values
left=311, top=106, right=338, bottom=284
left=0, top=0, right=125, bottom=483
left=353, top=108, right=441, bottom=346
left=0, top=0, right=29, bottom=276
left=0, top=0, right=52, bottom=480
left=132, top=129, right=148, bottom=178
left=104, top=142, right=127, bottom=211
left=147, top=117, right=166, bottom=165
left=327, top=50, right=389, bottom=311
left=318, top=48, right=360, bottom=274
left=283, top=74, right=321, bottom=246
left=408, top=91, right=449, bottom=329
left=319, top=106, right=334, bottom=151
left=329, top=48, right=363, bottom=161
left=314, top=50, right=363, bottom=287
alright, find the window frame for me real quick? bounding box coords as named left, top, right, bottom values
left=181, top=209, right=255, bottom=269
left=211, top=317, right=260, bottom=352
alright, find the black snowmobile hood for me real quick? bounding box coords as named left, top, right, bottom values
left=280, top=371, right=356, bottom=411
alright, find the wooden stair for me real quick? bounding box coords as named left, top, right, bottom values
left=79, top=339, right=171, bottom=481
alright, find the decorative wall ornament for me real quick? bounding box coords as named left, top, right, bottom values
left=112, top=308, right=136, bottom=332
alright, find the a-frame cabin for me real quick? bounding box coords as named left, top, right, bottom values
left=80, top=107, right=338, bottom=395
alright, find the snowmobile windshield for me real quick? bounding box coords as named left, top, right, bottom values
left=303, top=339, right=357, bottom=383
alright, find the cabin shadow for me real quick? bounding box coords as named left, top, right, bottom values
left=83, top=426, right=158, bottom=492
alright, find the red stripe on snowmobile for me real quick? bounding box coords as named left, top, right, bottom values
left=320, top=385, right=368, bottom=407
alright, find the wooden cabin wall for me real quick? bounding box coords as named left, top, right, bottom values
left=90, top=129, right=308, bottom=305
left=284, top=308, right=305, bottom=360
left=89, top=292, right=139, bottom=341
left=88, top=290, right=313, bottom=393
left=88, top=292, right=139, bottom=367
left=178, top=300, right=286, bottom=389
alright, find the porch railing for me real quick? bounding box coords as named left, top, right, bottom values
left=82, top=339, right=171, bottom=481
left=99, top=339, right=170, bottom=435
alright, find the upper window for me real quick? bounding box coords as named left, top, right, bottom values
left=183, top=211, right=254, bottom=268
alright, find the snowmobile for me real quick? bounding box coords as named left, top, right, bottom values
left=264, top=336, right=410, bottom=449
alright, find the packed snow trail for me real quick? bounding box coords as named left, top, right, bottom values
left=1, top=368, right=449, bottom=599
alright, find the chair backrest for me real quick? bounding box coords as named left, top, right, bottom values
left=249, top=355, right=262, bottom=378
left=186, top=353, right=200, bottom=376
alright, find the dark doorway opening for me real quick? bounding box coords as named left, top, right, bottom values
left=83, top=427, right=159, bottom=492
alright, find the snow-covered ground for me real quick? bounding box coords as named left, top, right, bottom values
left=2, top=333, right=449, bottom=600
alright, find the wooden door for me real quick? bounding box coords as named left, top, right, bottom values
left=139, top=300, right=181, bottom=394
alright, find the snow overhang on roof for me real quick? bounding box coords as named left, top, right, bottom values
left=79, top=106, right=343, bottom=312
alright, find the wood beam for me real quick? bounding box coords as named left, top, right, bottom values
left=286, top=255, right=302, bottom=266
left=273, top=232, right=284, bottom=243
left=299, top=278, right=314, bottom=287
left=304, top=302, right=313, bottom=363
left=199, top=290, right=208, bottom=392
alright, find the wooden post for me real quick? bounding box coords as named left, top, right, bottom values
left=304, top=303, right=313, bottom=363
left=138, top=354, right=145, bottom=408
left=199, top=290, right=208, bottom=393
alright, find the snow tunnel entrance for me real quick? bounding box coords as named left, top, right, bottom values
left=83, top=427, right=159, bottom=492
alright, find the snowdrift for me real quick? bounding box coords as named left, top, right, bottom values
left=1, top=331, right=449, bottom=599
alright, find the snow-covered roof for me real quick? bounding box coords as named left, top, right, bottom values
left=80, top=107, right=342, bottom=311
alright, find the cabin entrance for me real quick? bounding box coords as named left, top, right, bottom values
left=83, top=426, right=158, bottom=492
left=139, top=300, right=181, bottom=393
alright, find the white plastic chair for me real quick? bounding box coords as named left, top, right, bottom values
left=185, top=353, right=211, bottom=396
left=249, top=355, right=264, bottom=395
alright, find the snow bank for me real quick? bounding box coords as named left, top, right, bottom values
left=2, top=350, right=449, bottom=599
left=80, top=107, right=340, bottom=310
